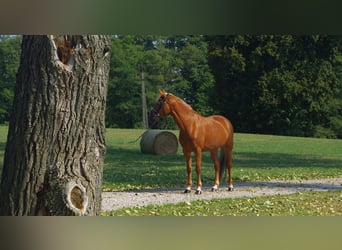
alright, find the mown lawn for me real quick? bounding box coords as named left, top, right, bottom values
left=1, top=126, right=341, bottom=216
left=101, top=128, right=342, bottom=216
left=103, top=128, right=341, bottom=191
left=1, top=126, right=341, bottom=191
left=104, top=191, right=342, bottom=216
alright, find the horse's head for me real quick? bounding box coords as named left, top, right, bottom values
left=148, top=90, right=172, bottom=128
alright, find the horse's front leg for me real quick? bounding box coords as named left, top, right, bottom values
left=195, top=149, right=203, bottom=195
left=184, top=152, right=192, bottom=193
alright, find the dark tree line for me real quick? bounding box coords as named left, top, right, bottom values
left=206, top=35, right=342, bottom=138
left=1, top=35, right=342, bottom=138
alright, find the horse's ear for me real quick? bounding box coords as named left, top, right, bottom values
left=159, top=89, right=166, bottom=95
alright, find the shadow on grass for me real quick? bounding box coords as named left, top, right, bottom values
left=0, top=142, right=6, bottom=154
left=103, top=146, right=187, bottom=189
left=105, top=146, right=185, bottom=165
left=0, top=142, right=6, bottom=175
left=105, top=146, right=342, bottom=170
left=236, top=179, right=342, bottom=191
left=233, top=151, right=342, bottom=168
left=103, top=146, right=342, bottom=190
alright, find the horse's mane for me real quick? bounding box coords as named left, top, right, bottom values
left=170, top=94, right=198, bottom=114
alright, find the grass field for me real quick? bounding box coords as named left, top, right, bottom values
left=1, top=126, right=341, bottom=216
left=103, top=128, right=342, bottom=191
left=105, top=191, right=342, bottom=216
left=0, top=126, right=341, bottom=191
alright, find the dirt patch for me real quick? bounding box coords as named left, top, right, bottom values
left=101, top=178, right=342, bottom=211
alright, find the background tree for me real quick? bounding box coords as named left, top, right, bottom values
left=105, top=35, right=215, bottom=129
left=1, top=35, right=342, bottom=138
left=106, top=35, right=143, bottom=128
left=0, top=35, right=111, bottom=215
left=0, top=35, right=21, bottom=123
left=206, top=35, right=342, bottom=138
left=177, top=36, right=215, bottom=115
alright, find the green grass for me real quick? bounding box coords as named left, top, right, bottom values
left=0, top=125, right=7, bottom=169
left=103, top=191, right=342, bottom=216
left=1, top=126, right=341, bottom=191
left=103, top=128, right=342, bottom=191
left=1, top=126, right=341, bottom=215
left=233, top=133, right=342, bottom=182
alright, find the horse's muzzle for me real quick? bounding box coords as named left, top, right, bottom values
left=148, top=109, right=160, bottom=128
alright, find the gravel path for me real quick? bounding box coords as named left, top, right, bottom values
left=101, top=178, right=342, bottom=211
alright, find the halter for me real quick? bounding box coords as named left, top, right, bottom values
left=148, top=93, right=170, bottom=128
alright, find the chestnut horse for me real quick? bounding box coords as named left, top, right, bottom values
left=148, top=90, right=234, bottom=194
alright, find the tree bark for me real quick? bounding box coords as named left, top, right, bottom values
left=0, top=35, right=111, bottom=215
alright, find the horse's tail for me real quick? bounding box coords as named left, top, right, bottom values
left=219, top=147, right=227, bottom=182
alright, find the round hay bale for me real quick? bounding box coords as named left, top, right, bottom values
left=140, top=130, right=178, bottom=155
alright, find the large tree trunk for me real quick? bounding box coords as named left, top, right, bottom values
left=0, top=35, right=111, bottom=215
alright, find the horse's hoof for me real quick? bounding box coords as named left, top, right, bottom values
left=184, top=189, right=191, bottom=194
left=228, top=187, right=234, bottom=192
left=195, top=190, right=202, bottom=195
left=211, top=187, right=218, bottom=192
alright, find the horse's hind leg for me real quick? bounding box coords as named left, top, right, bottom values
left=226, top=148, right=233, bottom=191
left=184, top=152, right=192, bottom=193
left=210, top=150, right=220, bottom=191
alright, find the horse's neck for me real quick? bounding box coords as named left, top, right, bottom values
left=169, top=98, right=200, bottom=132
